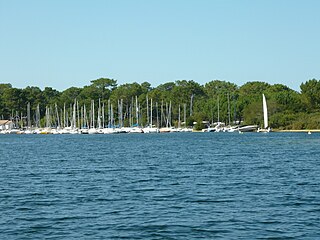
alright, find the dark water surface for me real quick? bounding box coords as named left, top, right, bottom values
left=1, top=133, right=320, bottom=239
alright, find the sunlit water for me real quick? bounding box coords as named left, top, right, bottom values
left=1, top=133, right=320, bottom=239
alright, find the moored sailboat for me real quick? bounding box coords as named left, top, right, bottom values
left=257, top=93, right=271, bottom=133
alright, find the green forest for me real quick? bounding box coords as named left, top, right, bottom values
left=1, top=78, right=320, bottom=130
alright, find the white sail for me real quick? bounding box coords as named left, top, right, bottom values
left=262, top=94, right=268, bottom=129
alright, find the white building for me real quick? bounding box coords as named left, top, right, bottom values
left=0, top=120, right=14, bottom=130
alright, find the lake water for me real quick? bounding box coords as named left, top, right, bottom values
left=1, top=133, right=320, bottom=239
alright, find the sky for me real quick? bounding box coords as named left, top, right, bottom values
left=0, top=0, right=319, bottom=91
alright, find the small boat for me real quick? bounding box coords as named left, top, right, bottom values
left=88, top=128, right=98, bottom=134
left=181, top=128, right=193, bottom=132
left=159, top=127, right=171, bottom=133
left=129, top=127, right=144, bottom=133
left=143, top=126, right=159, bottom=133
left=238, top=125, right=258, bottom=132
left=60, top=127, right=72, bottom=134
left=80, top=128, right=89, bottom=134
left=24, top=129, right=34, bottom=134
left=40, top=128, right=51, bottom=134
left=224, top=126, right=239, bottom=132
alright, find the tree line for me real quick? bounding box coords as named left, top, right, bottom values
left=1, top=78, right=320, bottom=130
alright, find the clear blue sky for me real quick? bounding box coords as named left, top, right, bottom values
left=1, top=0, right=319, bottom=91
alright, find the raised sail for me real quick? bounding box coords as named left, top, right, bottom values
left=262, top=93, right=268, bottom=129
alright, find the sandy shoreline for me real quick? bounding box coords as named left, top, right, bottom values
left=274, top=129, right=320, bottom=133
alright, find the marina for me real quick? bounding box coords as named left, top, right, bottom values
left=1, top=1, right=320, bottom=238
left=0, top=93, right=272, bottom=135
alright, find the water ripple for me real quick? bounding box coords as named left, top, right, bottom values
left=1, top=133, right=320, bottom=239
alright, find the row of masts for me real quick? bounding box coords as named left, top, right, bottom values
left=12, top=96, right=193, bottom=130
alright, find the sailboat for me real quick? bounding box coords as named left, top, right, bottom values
left=143, top=98, right=159, bottom=133
left=257, top=93, right=271, bottom=133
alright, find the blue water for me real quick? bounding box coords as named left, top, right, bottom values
left=1, top=133, right=320, bottom=239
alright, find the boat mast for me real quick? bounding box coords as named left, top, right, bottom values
left=45, top=106, right=50, bottom=128
left=77, top=100, right=80, bottom=129
left=129, top=100, right=132, bottom=127
left=217, top=95, right=220, bottom=123
left=120, top=99, right=123, bottom=127
left=91, top=100, right=95, bottom=128
left=156, top=102, right=159, bottom=129
left=178, top=104, right=181, bottom=129
left=161, top=100, right=164, bottom=128
left=60, top=109, right=63, bottom=128
left=169, top=101, right=172, bottom=127
left=102, top=102, right=105, bottom=128
left=146, top=95, right=149, bottom=127
left=135, top=96, right=139, bottom=126
left=36, top=104, right=40, bottom=128
left=98, top=98, right=101, bottom=129
left=150, top=98, right=153, bottom=127
left=165, top=102, right=168, bottom=128
left=190, top=94, right=194, bottom=116
left=73, top=99, right=76, bottom=129
left=27, top=102, right=31, bottom=129
left=233, top=94, right=237, bottom=125
left=55, top=103, right=60, bottom=129
left=184, top=103, right=186, bottom=128
left=83, top=104, right=88, bottom=128
left=80, top=105, right=83, bottom=129
left=227, top=93, right=231, bottom=126
left=108, top=99, right=111, bottom=128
